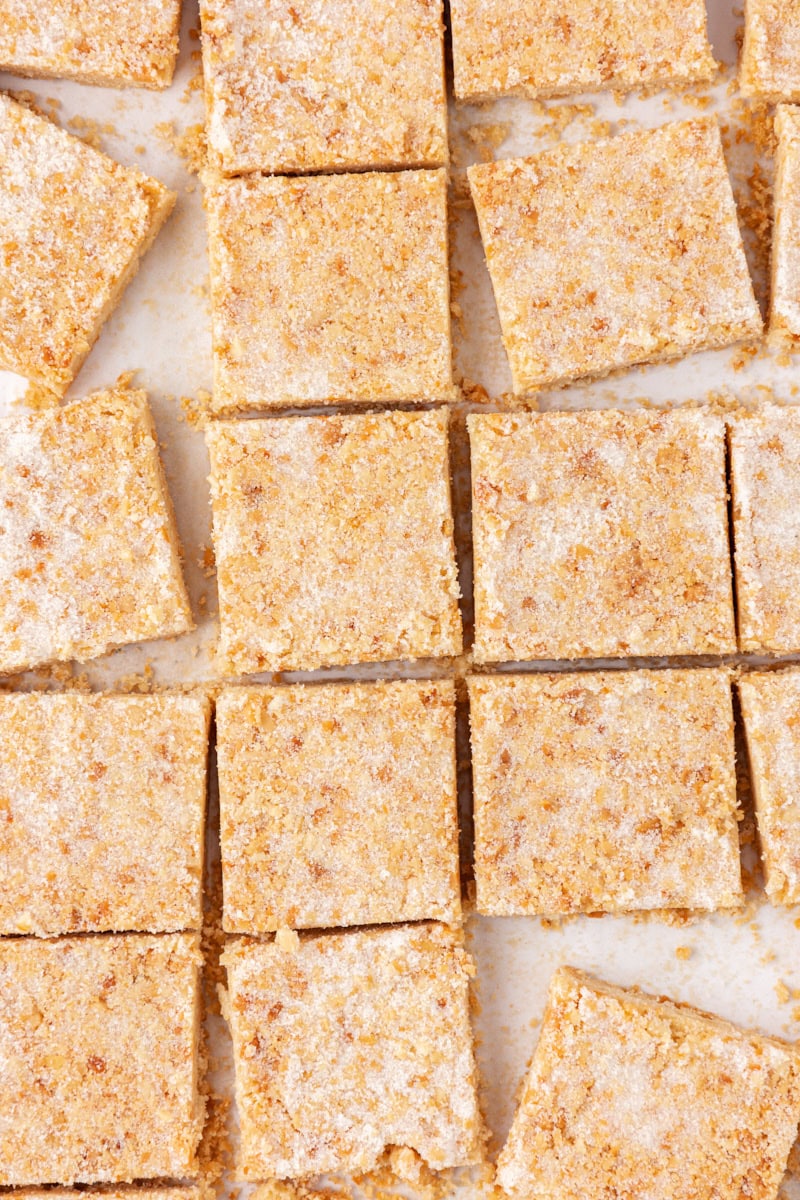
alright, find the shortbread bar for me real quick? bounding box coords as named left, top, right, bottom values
left=467, top=118, right=761, bottom=395
left=0, top=2, right=183, bottom=87
left=450, top=0, right=716, bottom=103
left=739, top=669, right=800, bottom=905
left=769, top=106, right=800, bottom=341
left=729, top=404, right=800, bottom=652
left=469, top=669, right=741, bottom=916
left=200, top=0, right=447, bottom=175
left=496, top=966, right=800, bottom=1200
left=6, top=1191, right=198, bottom=1200
left=0, top=95, right=175, bottom=397
left=217, top=681, right=460, bottom=931
left=0, top=932, right=204, bottom=1185
left=206, top=409, right=461, bottom=673
left=206, top=169, right=452, bottom=412
left=741, top=0, right=800, bottom=99
left=468, top=408, right=735, bottom=663
left=0, top=692, right=211, bottom=936
left=0, top=387, right=193, bottom=675
left=224, top=924, right=483, bottom=1179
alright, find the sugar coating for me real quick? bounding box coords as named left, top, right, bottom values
left=450, top=0, right=716, bottom=103
left=200, top=0, right=447, bottom=175
left=0, top=96, right=175, bottom=397
left=0, top=692, right=211, bottom=937
left=769, top=106, right=800, bottom=341
left=224, top=924, right=484, bottom=1179
left=0, top=1, right=182, bottom=88
left=468, top=408, right=735, bottom=663
left=0, top=387, right=193, bottom=675
left=0, top=932, right=204, bottom=1186
left=5, top=1190, right=199, bottom=1200
left=217, top=681, right=461, bottom=932
left=469, top=669, right=742, bottom=917
left=206, top=409, right=461, bottom=674
left=739, top=669, right=800, bottom=905
left=741, top=0, right=800, bottom=99
left=497, top=966, right=800, bottom=1200
left=467, top=118, right=761, bottom=395
left=729, top=404, right=800, bottom=652
left=206, top=169, right=453, bottom=412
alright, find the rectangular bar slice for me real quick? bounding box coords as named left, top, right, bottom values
left=224, top=924, right=483, bottom=1179
left=741, top=0, right=800, bottom=99
left=468, top=407, right=735, bottom=663
left=0, top=691, right=211, bottom=936
left=469, top=669, right=741, bottom=917
left=0, top=932, right=204, bottom=1185
left=739, top=668, right=800, bottom=905
left=450, top=0, right=716, bottom=103
left=467, top=118, right=761, bottom=395
left=206, top=409, right=461, bottom=673
left=200, top=0, right=447, bottom=175
left=206, top=168, right=453, bottom=412
left=0, top=2, right=183, bottom=87
left=0, top=386, right=193, bottom=675
left=217, top=680, right=460, bottom=931
left=770, top=106, right=800, bottom=341
left=496, top=966, right=800, bottom=1200
left=5, top=1191, right=199, bottom=1200
left=0, top=95, right=175, bottom=397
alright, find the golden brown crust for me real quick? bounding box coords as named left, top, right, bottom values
left=741, top=0, right=800, bottom=100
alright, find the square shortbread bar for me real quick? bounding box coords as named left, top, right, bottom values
left=729, top=404, right=800, bottom=652
left=0, top=932, right=204, bottom=1185
left=0, top=691, right=211, bottom=937
left=200, top=0, right=447, bottom=175
left=467, top=118, right=761, bottom=395
left=468, top=408, right=735, bottom=663
left=223, top=924, right=484, bottom=1179
left=741, top=0, right=800, bottom=99
left=769, top=106, right=800, bottom=342
left=739, top=669, right=800, bottom=905
left=0, top=95, right=175, bottom=397
left=0, top=386, right=193, bottom=675
left=469, top=669, right=741, bottom=917
left=496, top=966, right=800, bottom=1200
left=6, top=1191, right=199, bottom=1200
left=206, top=169, right=453, bottom=412
left=217, top=680, right=461, bottom=932
left=0, top=2, right=183, bottom=87
left=206, top=409, right=461, bottom=674
left=450, top=0, right=716, bottom=103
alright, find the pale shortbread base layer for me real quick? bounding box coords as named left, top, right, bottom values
left=0, top=691, right=211, bottom=937
left=739, top=668, right=800, bottom=905
left=0, top=386, right=194, bottom=676
left=741, top=0, right=800, bottom=99
left=769, top=106, right=800, bottom=342
left=469, top=669, right=742, bottom=917
left=217, top=680, right=461, bottom=931
left=467, top=118, right=761, bottom=396
left=0, top=95, right=175, bottom=397
left=468, top=407, right=736, bottom=663
left=223, top=924, right=484, bottom=1179
left=497, top=966, right=800, bottom=1200
left=0, top=932, right=204, bottom=1186
left=0, top=0, right=183, bottom=87
left=200, top=0, right=447, bottom=174
left=450, top=0, right=716, bottom=103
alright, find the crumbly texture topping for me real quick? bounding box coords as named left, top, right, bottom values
left=0, top=1, right=182, bottom=88
left=468, top=407, right=735, bottom=663
left=200, top=0, right=447, bottom=174
left=741, top=0, right=800, bottom=99
left=769, top=106, right=800, bottom=341
left=217, top=680, right=461, bottom=932
left=496, top=966, right=800, bottom=1200
left=223, top=924, right=484, bottom=1179
left=0, top=692, right=211, bottom=937
left=467, top=118, right=761, bottom=395
left=0, top=386, right=194, bottom=676
left=0, top=932, right=204, bottom=1186
left=450, top=0, right=716, bottom=102
left=729, top=404, right=800, bottom=652
left=739, top=669, right=800, bottom=905
left=469, top=669, right=742, bottom=917
left=206, top=169, right=453, bottom=412
left=7, top=1190, right=200, bottom=1200
left=0, top=95, right=175, bottom=396
left=206, top=409, right=462, bottom=674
